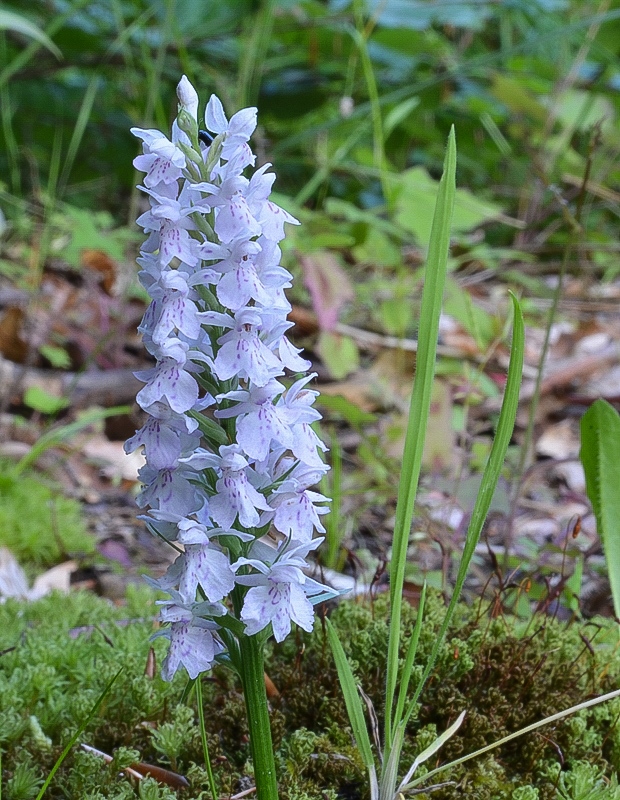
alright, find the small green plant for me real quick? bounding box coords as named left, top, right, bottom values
left=5, top=759, right=42, bottom=800
left=557, top=762, right=620, bottom=800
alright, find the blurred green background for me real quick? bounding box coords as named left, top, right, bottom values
left=2, top=0, right=619, bottom=230
left=2, top=0, right=620, bottom=379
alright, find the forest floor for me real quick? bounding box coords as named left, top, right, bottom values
left=0, top=255, right=619, bottom=621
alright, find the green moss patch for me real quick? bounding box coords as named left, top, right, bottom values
left=1, top=589, right=620, bottom=799
left=0, top=460, right=94, bottom=570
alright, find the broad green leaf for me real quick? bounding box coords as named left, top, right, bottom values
left=317, top=332, right=360, bottom=380
left=60, top=206, right=128, bottom=268
left=352, top=228, right=402, bottom=268
left=325, top=619, right=376, bottom=772
left=324, top=199, right=404, bottom=240
left=39, top=344, right=71, bottom=369
left=385, top=127, right=456, bottom=752
left=384, top=97, right=420, bottom=138
left=316, top=394, right=377, bottom=428
left=379, top=295, right=412, bottom=337
left=394, top=166, right=503, bottom=247
left=554, top=90, right=615, bottom=134
left=443, top=276, right=497, bottom=350
left=580, top=399, right=620, bottom=620
left=189, top=410, right=229, bottom=448
left=23, top=386, right=70, bottom=414
left=489, top=73, right=547, bottom=123
left=0, top=10, right=62, bottom=59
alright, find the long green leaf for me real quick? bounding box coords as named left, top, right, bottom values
left=405, top=293, right=524, bottom=722
left=196, top=678, right=218, bottom=800
left=0, top=10, right=62, bottom=59
left=580, top=399, right=620, bottom=620
left=237, top=0, right=275, bottom=108
left=35, top=668, right=122, bottom=800
left=325, top=619, right=375, bottom=771
left=384, top=126, right=456, bottom=751
left=58, top=75, right=101, bottom=197
left=0, top=0, right=89, bottom=90
left=391, top=583, right=426, bottom=742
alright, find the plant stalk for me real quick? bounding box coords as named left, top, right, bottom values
left=238, top=634, right=278, bottom=800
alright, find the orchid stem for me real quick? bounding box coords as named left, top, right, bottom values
left=238, top=634, right=278, bottom=800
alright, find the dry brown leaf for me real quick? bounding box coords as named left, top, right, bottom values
left=81, top=436, right=145, bottom=481
left=264, top=671, right=280, bottom=699
left=144, top=647, right=157, bottom=679
left=536, top=419, right=580, bottom=460
left=0, top=306, right=28, bottom=362
left=81, top=249, right=118, bottom=295
left=31, top=560, right=76, bottom=596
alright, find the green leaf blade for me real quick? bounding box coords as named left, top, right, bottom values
left=325, top=619, right=375, bottom=770
left=0, top=10, right=62, bottom=59
left=385, top=126, right=457, bottom=750
left=580, top=398, right=620, bottom=619
left=405, top=292, right=524, bottom=720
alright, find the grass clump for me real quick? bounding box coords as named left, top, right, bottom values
left=0, top=459, right=94, bottom=570
left=2, top=587, right=620, bottom=798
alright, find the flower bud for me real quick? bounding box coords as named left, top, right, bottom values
left=177, top=74, right=199, bottom=118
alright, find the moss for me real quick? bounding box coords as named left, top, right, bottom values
left=0, top=460, right=94, bottom=570
left=2, top=588, right=620, bottom=798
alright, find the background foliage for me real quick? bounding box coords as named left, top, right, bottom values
left=2, top=0, right=620, bottom=230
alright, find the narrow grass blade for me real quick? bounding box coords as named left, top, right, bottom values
left=58, top=75, right=100, bottom=197
left=580, top=398, right=620, bottom=620
left=15, top=406, right=130, bottom=476
left=35, top=668, right=123, bottom=800
left=325, top=619, right=375, bottom=771
left=0, top=0, right=90, bottom=90
left=0, top=37, right=20, bottom=193
left=196, top=677, right=218, bottom=800
left=391, top=583, right=426, bottom=743
left=349, top=7, right=386, bottom=199
left=404, top=688, right=620, bottom=792
left=384, top=127, right=456, bottom=751
left=405, top=292, right=524, bottom=722
left=398, top=710, right=466, bottom=792
left=237, top=0, right=275, bottom=107
left=0, top=10, right=62, bottom=59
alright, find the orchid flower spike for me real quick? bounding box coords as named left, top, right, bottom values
left=126, top=76, right=334, bottom=680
